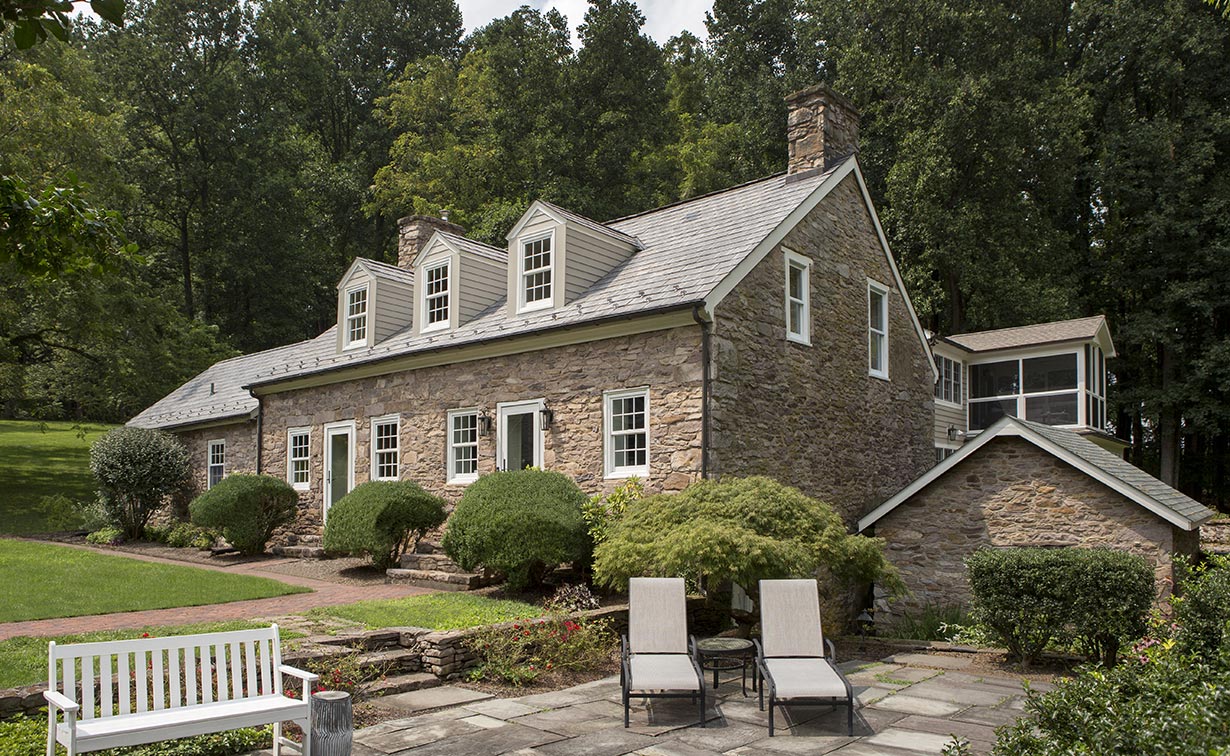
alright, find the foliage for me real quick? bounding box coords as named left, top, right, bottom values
left=307, top=592, right=542, bottom=631
left=188, top=474, right=297, bottom=556
left=580, top=477, right=642, bottom=547
left=966, top=548, right=1153, bottom=668
left=879, top=604, right=967, bottom=642
left=0, top=0, right=123, bottom=50
left=991, top=624, right=1230, bottom=755
left=465, top=616, right=616, bottom=686
left=1173, top=554, right=1230, bottom=660
left=593, top=476, right=901, bottom=628
left=321, top=480, right=446, bottom=569
left=84, top=526, right=120, bottom=545
left=544, top=583, right=601, bottom=614
left=0, top=421, right=115, bottom=534
left=88, top=426, right=190, bottom=539
left=0, top=538, right=306, bottom=624
left=0, top=712, right=269, bottom=756
left=146, top=521, right=215, bottom=550
left=442, top=469, right=589, bottom=591
left=300, top=650, right=387, bottom=703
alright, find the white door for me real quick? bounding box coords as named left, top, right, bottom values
left=497, top=399, right=543, bottom=471
left=323, top=422, right=355, bottom=520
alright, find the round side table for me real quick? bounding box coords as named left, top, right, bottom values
left=695, top=637, right=757, bottom=696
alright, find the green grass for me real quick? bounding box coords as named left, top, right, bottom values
left=0, top=539, right=310, bottom=622
left=0, top=420, right=116, bottom=534
left=308, top=592, right=544, bottom=631
left=0, top=620, right=305, bottom=689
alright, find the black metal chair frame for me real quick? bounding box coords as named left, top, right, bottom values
left=755, top=637, right=854, bottom=736
left=621, top=634, right=707, bottom=729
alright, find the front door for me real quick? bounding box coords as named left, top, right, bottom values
left=498, top=400, right=543, bottom=471
left=324, top=422, right=355, bottom=520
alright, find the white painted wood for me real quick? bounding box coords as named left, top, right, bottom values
left=168, top=649, right=181, bottom=709
left=81, top=656, right=94, bottom=720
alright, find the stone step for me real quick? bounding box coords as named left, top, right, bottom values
left=398, top=552, right=467, bottom=573
left=315, top=630, right=403, bottom=651
left=356, top=648, right=421, bottom=675
left=276, top=545, right=325, bottom=559
left=368, top=672, right=441, bottom=698
left=386, top=568, right=496, bottom=592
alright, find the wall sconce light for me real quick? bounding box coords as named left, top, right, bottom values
left=478, top=409, right=492, bottom=437
left=540, top=406, right=554, bottom=429
left=946, top=425, right=966, bottom=441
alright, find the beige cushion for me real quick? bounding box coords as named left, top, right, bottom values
left=763, top=658, right=847, bottom=699
left=629, top=654, right=701, bottom=692
left=759, top=579, right=824, bottom=658
left=629, top=577, right=687, bottom=654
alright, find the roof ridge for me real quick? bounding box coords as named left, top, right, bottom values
left=949, top=314, right=1106, bottom=340
left=437, top=230, right=507, bottom=256
left=605, top=170, right=791, bottom=225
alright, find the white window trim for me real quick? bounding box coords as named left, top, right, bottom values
left=868, top=280, right=889, bottom=380
left=603, top=387, right=650, bottom=479
left=517, top=230, right=555, bottom=314
left=369, top=414, right=401, bottom=481
left=447, top=408, right=480, bottom=485
left=286, top=427, right=311, bottom=491
left=207, top=439, right=226, bottom=490
left=784, top=250, right=811, bottom=345
left=343, top=284, right=369, bottom=350
left=934, top=355, right=963, bottom=409
left=421, top=260, right=451, bottom=333
left=322, top=419, right=357, bottom=522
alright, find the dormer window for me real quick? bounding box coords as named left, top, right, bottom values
left=423, top=261, right=450, bottom=331
left=344, top=285, right=368, bottom=349
left=519, top=233, right=554, bottom=312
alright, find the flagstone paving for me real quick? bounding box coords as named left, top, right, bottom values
left=352, top=653, right=1052, bottom=755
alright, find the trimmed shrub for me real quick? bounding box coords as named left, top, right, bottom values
left=85, top=526, right=122, bottom=545
left=189, top=474, right=298, bottom=556
left=90, top=427, right=192, bottom=540
left=1068, top=548, right=1154, bottom=666
left=1174, top=554, right=1230, bottom=660
left=323, top=480, right=447, bottom=569
left=442, top=469, right=589, bottom=590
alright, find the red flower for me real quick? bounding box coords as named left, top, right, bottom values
left=141, top=633, right=150, bottom=638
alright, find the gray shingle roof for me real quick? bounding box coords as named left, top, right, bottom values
left=946, top=315, right=1107, bottom=352
left=130, top=164, right=839, bottom=430
left=361, top=258, right=414, bottom=286
left=538, top=200, right=642, bottom=248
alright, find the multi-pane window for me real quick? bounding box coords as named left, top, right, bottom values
left=287, top=428, right=310, bottom=490
left=605, top=388, right=649, bottom=477
left=207, top=440, right=226, bottom=489
left=448, top=410, right=479, bottom=484
left=1086, top=344, right=1107, bottom=430
left=868, top=282, right=889, bottom=378
left=521, top=235, right=553, bottom=310
left=424, top=262, right=450, bottom=329
left=968, top=353, right=1080, bottom=430
left=934, top=355, right=963, bottom=405
left=371, top=416, right=400, bottom=481
left=345, top=286, right=368, bottom=347
left=785, top=252, right=810, bottom=344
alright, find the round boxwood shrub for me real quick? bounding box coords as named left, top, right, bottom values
left=189, top=474, right=299, bottom=556
left=90, top=426, right=192, bottom=540
left=442, top=469, right=589, bottom=590
left=323, top=480, right=447, bottom=569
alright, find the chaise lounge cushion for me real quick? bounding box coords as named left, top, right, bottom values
left=763, top=658, right=847, bottom=699
left=629, top=654, right=702, bottom=692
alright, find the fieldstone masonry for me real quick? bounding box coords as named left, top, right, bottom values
left=176, top=422, right=258, bottom=496
left=785, top=84, right=861, bottom=173
left=873, top=436, right=1199, bottom=621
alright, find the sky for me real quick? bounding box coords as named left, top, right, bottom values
left=456, top=0, right=712, bottom=42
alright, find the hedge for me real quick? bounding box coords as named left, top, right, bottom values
left=322, top=481, right=446, bottom=569
left=189, top=474, right=298, bottom=555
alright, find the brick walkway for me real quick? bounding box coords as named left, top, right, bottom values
left=0, top=542, right=432, bottom=641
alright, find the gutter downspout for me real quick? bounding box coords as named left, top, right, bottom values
left=249, top=389, right=263, bottom=473
left=691, top=304, right=712, bottom=478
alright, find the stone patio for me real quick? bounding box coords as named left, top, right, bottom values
left=351, top=653, right=1051, bottom=755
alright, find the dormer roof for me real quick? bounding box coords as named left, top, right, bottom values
left=505, top=199, right=643, bottom=249
left=944, top=315, right=1114, bottom=356
left=412, top=230, right=507, bottom=268
left=338, top=257, right=415, bottom=288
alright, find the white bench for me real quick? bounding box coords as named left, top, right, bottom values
left=44, top=624, right=318, bottom=756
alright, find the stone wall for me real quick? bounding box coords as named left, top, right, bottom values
left=710, top=174, right=936, bottom=525
left=258, top=326, right=705, bottom=544
left=873, top=436, right=1187, bottom=621
left=175, top=421, right=258, bottom=497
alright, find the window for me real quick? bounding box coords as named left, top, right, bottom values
left=934, top=355, right=963, bottom=405
left=968, top=352, right=1080, bottom=430
left=785, top=251, right=811, bottom=344
left=370, top=416, right=400, bottom=481
left=344, top=286, right=368, bottom=348
left=1086, top=344, right=1107, bottom=430
left=868, top=281, right=889, bottom=378
left=287, top=428, right=310, bottom=490
left=423, top=261, right=450, bottom=330
left=520, top=234, right=553, bottom=311
left=935, top=445, right=958, bottom=464
left=207, top=440, right=225, bottom=489
left=605, top=388, right=649, bottom=478
left=448, top=409, right=479, bottom=484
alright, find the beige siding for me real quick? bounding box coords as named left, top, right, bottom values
left=562, top=225, right=636, bottom=302
left=373, top=276, right=414, bottom=343
left=934, top=402, right=965, bottom=447
left=459, top=255, right=506, bottom=321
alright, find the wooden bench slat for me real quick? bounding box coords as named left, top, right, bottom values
left=200, top=646, right=212, bottom=705
left=243, top=641, right=257, bottom=699
left=168, top=648, right=181, bottom=709
left=229, top=642, right=242, bottom=700
left=101, top=654, right=112, bottom=717
left=82, top=656, right=94, bottom=720
left=118, top=652, right=130, bottom=716
left=48, top=628, right=278, bottom=659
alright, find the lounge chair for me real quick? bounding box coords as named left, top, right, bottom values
left=756, top=579, right=855, bottom=736
left=621, top=577, right=706, bottom=728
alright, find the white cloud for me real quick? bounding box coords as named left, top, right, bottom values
left=456, top=0, right=710, bottom=43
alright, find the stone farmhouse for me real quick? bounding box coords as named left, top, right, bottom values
left=132, top=84, right=1214, bottom=608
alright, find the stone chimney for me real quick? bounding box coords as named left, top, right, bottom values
left=397, top=214, right=465, bottom=269
left=784, top=84, right=860, bottom=174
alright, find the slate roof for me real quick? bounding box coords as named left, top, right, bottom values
left=538, top=200, right=642, bottom=248
left=436, top=231, right=508, bottom=264
left=129, top=163, right=841, bottom=430
left=360, top=258, right=414, bottom=286
left=946, top=315, right=1107, bottom=352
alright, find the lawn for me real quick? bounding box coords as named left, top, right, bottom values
left=0, top=420, right=116, bottom=534
left=308, top=592, right=543, bottom=631
left=0, top=540, right=309, bottom=622
left=0, top=620, right=306, bottom=688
